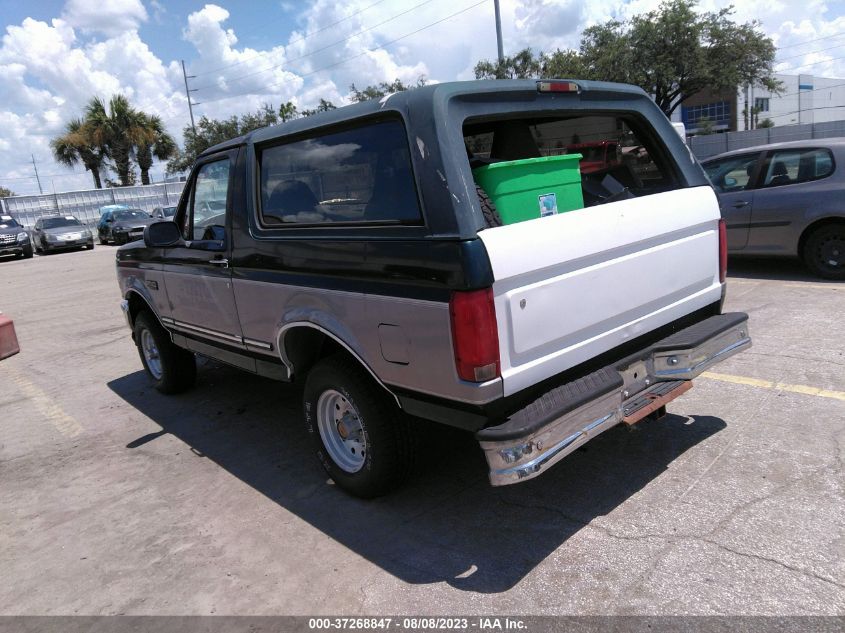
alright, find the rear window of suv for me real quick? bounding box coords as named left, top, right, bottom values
left=257, top=118, right=421, bottom=226
left=464, top=114, right=680, bottom=207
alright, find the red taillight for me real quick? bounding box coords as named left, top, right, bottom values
left=536, top=80, right=580, bottom=93
left=718, top=218, right=727, bottom=283
left=449, top=288, right=500, bottom=382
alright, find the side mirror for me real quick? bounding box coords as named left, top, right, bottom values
left=144, top=221, right=183, bottom=248
left=106, top=218, right=113, bottom=223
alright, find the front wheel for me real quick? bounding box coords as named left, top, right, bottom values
left=134, top=311, right=197, bottom=394
left=303, top=355, right=416, bottom=498
left=803, top=224, right=845, bottom=280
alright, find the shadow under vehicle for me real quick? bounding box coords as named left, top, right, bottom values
left=110, top=362, right=725, bottom=594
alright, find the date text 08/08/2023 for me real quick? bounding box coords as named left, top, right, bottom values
left=308, top=617, right=528, bottom=631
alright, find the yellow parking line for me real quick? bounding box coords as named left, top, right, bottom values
left=701, top=371, right=845, bottom=402
left=1, top=364, right=84, bottom=438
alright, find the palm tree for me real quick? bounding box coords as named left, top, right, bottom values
left=84, top=95, right=153, bottom=187
left=50, top=118, right=107, bottom=189
left=135, top=114, right=177, bottom=185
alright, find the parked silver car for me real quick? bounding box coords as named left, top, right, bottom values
left=702, top=139, right=845, bottom=279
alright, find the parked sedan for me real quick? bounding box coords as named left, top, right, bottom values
left=97, top=208, right=154, bottom=245
left=702, top=139, right=845, bottom=279
left=32, top=215, right=94, bottom=253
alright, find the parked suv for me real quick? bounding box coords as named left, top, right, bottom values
left=0, top=214, right=33, bottom=260
left=116, top=80, right=751, bottom=498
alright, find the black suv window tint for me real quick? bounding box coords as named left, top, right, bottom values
left=258, top=119, right=421, bottom=225
left=187, top=159, right=230, bottom=241
left=703, top=154, right=759, bottom=193
left=763, top=148, right=834, bottom=188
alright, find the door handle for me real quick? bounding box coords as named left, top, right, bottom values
left=209, top=258, right=229, bottom=267
left=732, top=201, right=750, bottom=209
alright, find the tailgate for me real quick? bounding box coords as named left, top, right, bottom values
left=477, top=185, right=723, bottom=396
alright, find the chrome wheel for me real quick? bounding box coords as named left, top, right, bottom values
left=316, top=389, right=366, bottom=473
left=140, top=328, right=163, bottom=380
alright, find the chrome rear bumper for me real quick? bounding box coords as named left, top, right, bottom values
left=478, top=313, right=751, bottom=486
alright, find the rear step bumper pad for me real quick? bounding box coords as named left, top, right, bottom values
left=477, top=312, right=751, bottom=486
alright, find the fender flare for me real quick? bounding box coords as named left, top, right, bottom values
left=277, top=321, right=400, bottom=407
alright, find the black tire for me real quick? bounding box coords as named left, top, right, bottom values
left=476, top=184, right=503, bottom=228
left=87, top=243, right=95, bottom=250
left=802, top=223, right=845, bottom=280
left=23, top=247, right=33, bottom=259
left=98, top=233, right=107, bottom=245
left=303, top=354, right=416, bottom=498
left=133, top=310, right=197, bottom=394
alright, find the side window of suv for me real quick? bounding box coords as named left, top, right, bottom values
left=762, top=148, right=834, bottom=188
left=184, top=158, right=231, bottom=241
left=258, top=118, right=421, bottom=226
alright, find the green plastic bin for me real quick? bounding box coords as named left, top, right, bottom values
left=473, top=154, right=584, bottom=225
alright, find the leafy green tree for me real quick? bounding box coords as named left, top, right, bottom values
left=50, top=117, right=108, bottom=189
left=240, top=103, right=280, bottom=132
left=540, top=49, right=586, bottom=78
left=167, top=115, right=240, bottom=174
left=135, top=114, right=177, bottom=185
left=279, top=101, right=299, bottom=122
left=474, top=49, right=542, bottom=79
left=0, top=186, right=15, bottom=198
left=85, top=95, right=156, bottom=186
left=474, top=0, right=779, bottom=118
left=300, top=99, right=337, bottom=118
left=757, top=117, right=774, bottom=128
left=696, top=117, right=716, bottom=135
left=348, top=76, right=427, bottom=102
left=167, top=104, right=284, bottom=175
left=577, top=0, right=779, bottom=116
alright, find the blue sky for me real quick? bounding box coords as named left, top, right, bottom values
left=2, top=0, right=845, bottom=195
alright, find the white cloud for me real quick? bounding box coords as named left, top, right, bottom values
left=62, top=0, right=148, bottom=37
left=2, top=0, right=845, bottom=197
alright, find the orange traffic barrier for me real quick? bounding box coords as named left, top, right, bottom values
left=0, top=313, right=20, bottom=360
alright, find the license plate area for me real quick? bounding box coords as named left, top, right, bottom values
left=621, top=379, right=692, bottom=425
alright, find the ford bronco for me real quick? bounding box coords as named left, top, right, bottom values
left=116, top=79, right=751, bottom=497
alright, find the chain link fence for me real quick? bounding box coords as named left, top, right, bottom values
left=0, top=182, right=186, bottom=229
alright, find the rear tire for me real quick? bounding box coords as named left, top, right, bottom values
left=303, top=355, right=416, bottom=498
left=476, top=184, right=503, bottom=228
left=134, top=310, right=197, bottom=394
left=803, top=223, right=845, bottom=280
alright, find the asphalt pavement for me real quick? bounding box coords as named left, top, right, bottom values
left=0, top=247, right=842, bottom=615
